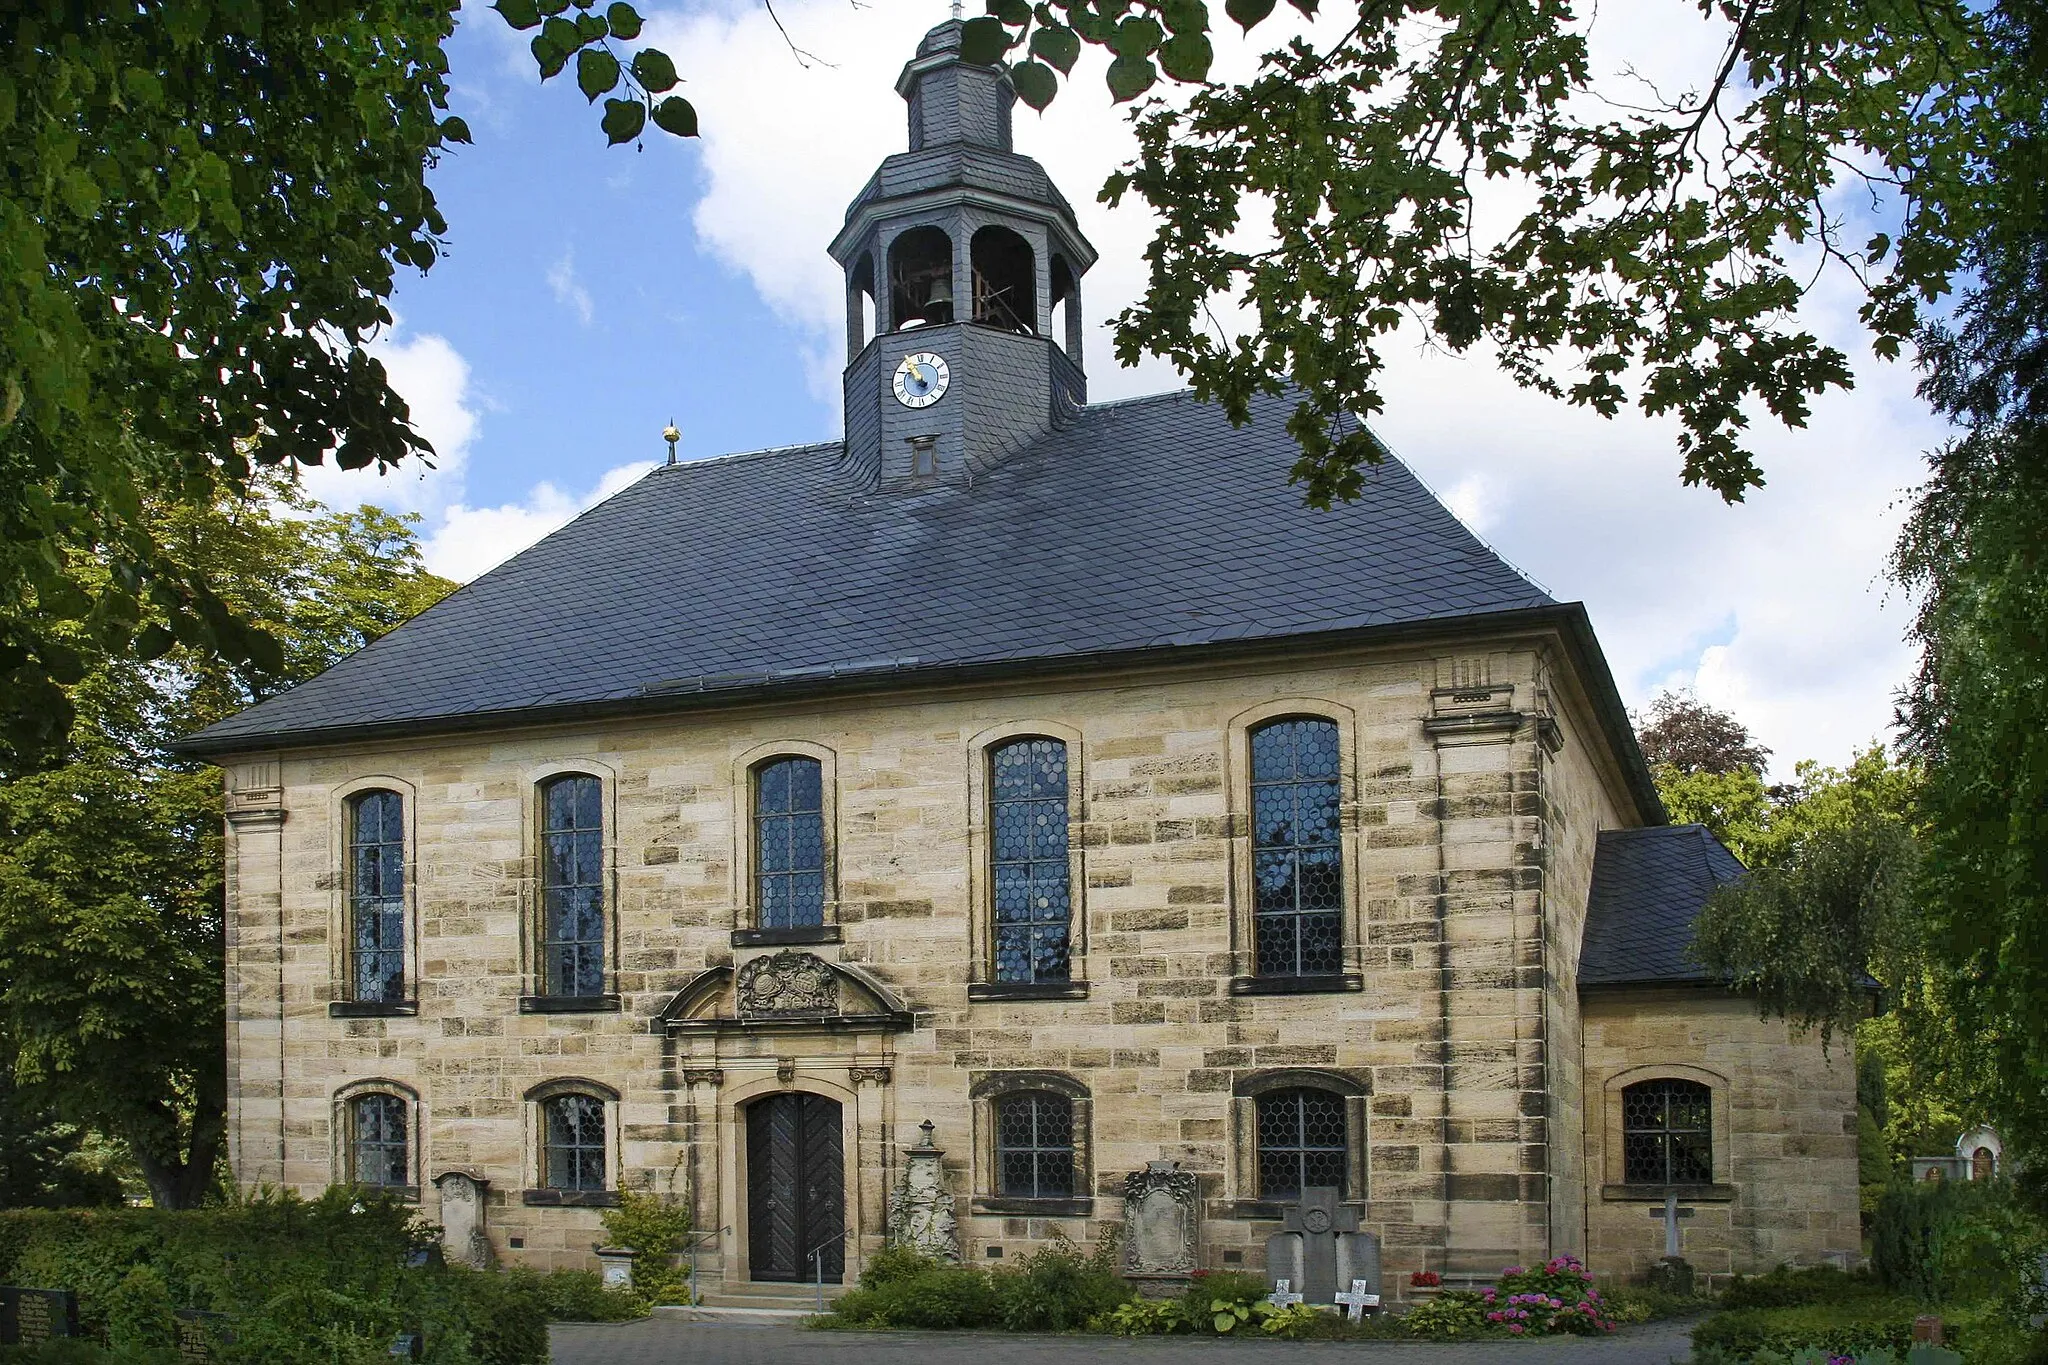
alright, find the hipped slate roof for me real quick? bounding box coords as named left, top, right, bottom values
left=185, top=389, right=1573, bottom=754
left=1578, top=825, right=1749, bottom=988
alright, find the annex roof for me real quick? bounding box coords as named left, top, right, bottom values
left=183, top=389, right=1628, bottom=763
left=1578, top=824, right=1749, bottom=988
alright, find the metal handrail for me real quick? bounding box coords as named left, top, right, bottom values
left=683, top=1226, right=730, bottom=1307
left=806, top=1228, right=852, bottom=1313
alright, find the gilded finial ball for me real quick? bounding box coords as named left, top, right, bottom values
left=663, top=423, right=680, bottom=445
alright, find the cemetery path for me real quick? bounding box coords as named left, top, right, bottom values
left=549, top=1314, right=1702, bottom=1365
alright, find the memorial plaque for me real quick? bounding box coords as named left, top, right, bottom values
left=175, top=1308, right=230, bottom=1363
left=0, top=1288, right=79, bottom=1345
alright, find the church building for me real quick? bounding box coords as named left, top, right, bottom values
left=183, top=20, right=1859, bottom=1302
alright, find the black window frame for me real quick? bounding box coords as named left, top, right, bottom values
left=1621, top=1078, right=1713, bottom=1186
left=1255, top=1086, right=1350, bottom=1200
left=538, top=774, right=606, bottom=998
left=348, top=1092, right=409, bottom=1190
left=988, top=736, right=1072, bottom=985
left=993, top=1090, right=1076, bottom=1200
left=542, top=1092, right=608, bottom=1193
left=754, top=756, right=826, bottom=930
left=1248, top=717, right=1345, bottom=978
left=346, top=789, right=407, bottom=1003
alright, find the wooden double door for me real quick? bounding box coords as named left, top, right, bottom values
left=745, top=1092, right=845, bottom=1282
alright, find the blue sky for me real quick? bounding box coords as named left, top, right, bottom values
left=300, top=0, right=1948, bottom=777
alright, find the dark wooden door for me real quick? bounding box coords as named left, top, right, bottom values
left=746, top=1092, right=844, bottom=1282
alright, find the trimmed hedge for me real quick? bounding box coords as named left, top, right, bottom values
left=1691, top=1300, right=1952, bottom=1360
left=0, top=1191, right=548, bottom=1365
left=1720, top=1265, right=1889, bottom=1311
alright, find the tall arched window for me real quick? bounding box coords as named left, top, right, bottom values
left=888, top=226, right=953, bottom=329
left=542, top=1093, right=607, bottom=1192
left=990, top=737, right=1070, bottom=983
left=971, top=225, right=1035, bottom=333
left=995, top=1091, right=1074, bottom=1199
left=756, top=757, right=825, bottom=929
left=1249, top=718, right=1343, bottom=977
left=348, top=1093, right=409, bottom=1190
left=1256, top=1087, right=1349, bottom=1199
left=347, top=790, right=406, bottom=1002
left=1621, top=1079, right=1713, bottom=1185
left=540, top=775, right=605, bottom=998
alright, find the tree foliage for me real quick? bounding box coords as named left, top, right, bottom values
left=0, top=472, right=452, bottom=1208
left=963, top=0, right=2028, bottom=505
left=1635, top=690, right=1773, bottom=776
left=0, top=0, right=687, bottom=770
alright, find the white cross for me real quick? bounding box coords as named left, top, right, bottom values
left=1266, top=1279, right=1303, bottom=1309
left=1334, top=1279, right=1380, bottom=1321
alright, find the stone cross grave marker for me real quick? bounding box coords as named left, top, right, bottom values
left=0, top=1288, right=78, bottom=1346
left=1267, top=1186, right=1362, bottom=1304
left=1649, top=1194, right=1695, bottom=1258
left=1334, top=1279, right=1381, bottom=1321
left=1265, top=1279, right=1303, bottom=1309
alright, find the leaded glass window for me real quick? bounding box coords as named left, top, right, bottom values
left=1621, top=1079, right=1713, bottom=1185
left=990, top=738, right=1071, bottom=983
left=1256, top=1087, right=1348, bottom=1199
left=348, top=790, right=406, bottom=1002
left=350, top=1093, right=408, bottom=1189
left=995, top=1092, right=1074, bottom=1199
left=543, top=1093, right=607, bottom=1191
left=756, top=758, right=825, bottom=928
left=540, top=775, right=604, bottom=997
left=1250, top=718, right=1344, bottom=977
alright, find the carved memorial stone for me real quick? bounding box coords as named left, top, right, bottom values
left=1266, top=1187, right=1373, bottom=1304
left=737, top=950, right=838, bottom=1018
left=434, top=1171, right=492, bottom=1269
left=1123, top=1161, right=1200, bottom=1285
left=887, top=1120, right=960, bottom=1262
left=0, top=1289, right=77, bottom=1346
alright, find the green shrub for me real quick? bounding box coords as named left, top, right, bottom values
left=826, top=1262, right=1001, bottom=1329
left=857, top=1243, right=938, bottom=1289
left=1606, top=1284, right=1714, bottom=1322
left=499, top=1268, right=644, bottom=1323
left=989, top=1236, right=1131, bottom=1332
left=1099, top=1297, right=1183, bottom=1336
left=1691, top=1300, right=1947, bottom=1360
left=1482, top=1254, right=1619, bottom=1335
left=596, top=1190, right=689, bottom=1302
left=1722, top=1264, right=1887, bottom=1310
left=1402, top=1290, right=1494, bottom=1340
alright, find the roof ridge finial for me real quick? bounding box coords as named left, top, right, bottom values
left=950, top=0, right=963, bottom=18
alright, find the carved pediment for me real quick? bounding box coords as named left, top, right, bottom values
left=739, top=950, right=838, bottom=1017
left=651, top=953, right=911, bottom=1036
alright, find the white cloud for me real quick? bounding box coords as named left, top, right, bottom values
left=547, top=249, right=596, bottom=327
left=421, top=460, right=654, bottom=582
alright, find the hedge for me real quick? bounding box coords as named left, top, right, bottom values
left=1692, top=1300, right=1955, bottom=1361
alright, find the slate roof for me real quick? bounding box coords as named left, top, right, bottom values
left=1578, top=825, right=1749, bottom=988
left=184, top=388, right=1576, bottom=754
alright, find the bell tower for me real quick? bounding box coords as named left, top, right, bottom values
left=829, top=19, right=1096, bottom=490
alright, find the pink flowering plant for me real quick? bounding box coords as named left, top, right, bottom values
left=1479, top=1255, right=1618, bottom=1336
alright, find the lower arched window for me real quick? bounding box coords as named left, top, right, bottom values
left=543, top=1093, right=607, bottom=1191
left=348, top=1093, right=409, bottom=1189
left=995, top=1091, right=1074, bottom=1199
left=1621, top=1079, right=1712, bottom=1185
left=1256, top=1087, right=1348, bottom=1199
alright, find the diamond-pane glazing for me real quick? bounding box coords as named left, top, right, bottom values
left=1620, top=1079, right=1713, bottom=1184
left=348, top=791, right=406, bottom=1002
left=989, top=739, right=1070, bottom=983
left=540, top=776, right=605, bottom=997
left=1255, top=1088, right=1349, bottom=1199
left=545, top=1094, right=606, bottom=1191
left=994, top=1092, right=1074, bottom=1198
left=1249, top=719, right=1345, bottom=977
left=351, top=1093, right=408, bottom=1188
left=755, top=758, right=825, bottom=928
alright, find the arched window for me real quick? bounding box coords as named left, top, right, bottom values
left=1249, top=718, right=1343, bottom=977
left=990, top=737, right=1070, bottom=983
left=756, top=757, right=825, bottom=928
left=995, top=1091, right=1074, bottom=1199
left=348, top=1092, right=409, bottom=1190
left=847, top=251, right=877, bottom=358
left=971, top=225, right=1035, bottom=333
left=539, top=775, right=604, bottom=998
left=889, top=226, right=953, bottom=329
left=1622, top=1079, right=1713, bottom=1185
left=542, top=1093, right=607, bottom=1192
left=1050, top=254, right=1081, bottom=360
left=347, top=790, right=406, bottom=1002
left=1257, top=1087, right=1348, bottom=1199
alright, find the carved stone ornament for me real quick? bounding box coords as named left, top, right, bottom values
left=1123, top=1160, right=1199, bottom=1278
left=737, top=950, right=839, bottom=1018
left=887, top=1120, right=960, bottom=1262
left=433, top=1171, right=492, bottom=1270
left=682, top=1068, right=724, bottom=1088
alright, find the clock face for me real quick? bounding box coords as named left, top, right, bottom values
left=893, top=352, right=950, bottom=409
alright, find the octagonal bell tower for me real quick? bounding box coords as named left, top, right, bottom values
left=830, top=19, right=1097, bottom=491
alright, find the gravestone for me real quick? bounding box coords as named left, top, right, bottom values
left=0, top=1288, right=78, bottom=1345
left=1266, top=1187, right=1373, bottom=1304
left=174, top=1308, right=229, bottom=1363
left=1123, top=1161, right=1199, bottom=1287
left=434, top=1170, right=491, bottom=1270
left=1334, top=1278, right=1380, bottom=1321
left=887, top=1120, right=960, bottom=1262
left=1265, top=1279, right=1303, bottom=1309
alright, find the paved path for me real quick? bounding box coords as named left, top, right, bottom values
left=551, top=1315, right=1702, bottom=1365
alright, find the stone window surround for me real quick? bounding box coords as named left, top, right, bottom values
left=331, top=1077, right=422, bottom=1202
left=518, top=760, right=622, bottom=1014
left=522, top=1077, right=622, bottom=1207
left=1223, top=699, right=1365, bottom=992
left=1597, top=1062, right=1738, bottom=1202
left=963, top=720, right=1088, bottom=999
left=968, top=1071, right=1093, bottom=1218
left=1227, top=1068, right=1370, bottom=1215
left=728, top=740, right=843, bottom=948
left=325, top=776, right=421, bottom=1018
